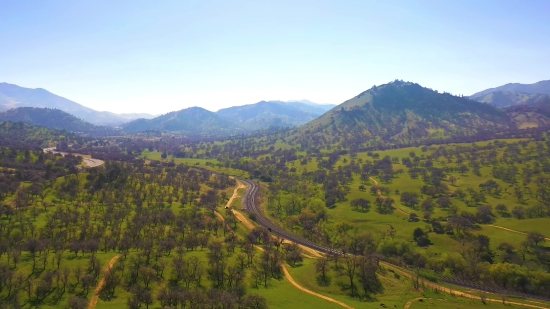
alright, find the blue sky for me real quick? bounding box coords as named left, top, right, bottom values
left=1, top=0, right=549, bottom=114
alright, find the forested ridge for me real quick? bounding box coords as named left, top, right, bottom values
left=0, top=108, right=119, bottom=136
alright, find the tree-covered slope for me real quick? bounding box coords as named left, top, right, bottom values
left=470, top=90, right=550, bottom=108
left=0, top=121, right=83, bottom=148
left=216, top=101, right=327, bottom=130
left=0, top=107, right=118, bottom=136
left=505, top=100, right=550, bottom=129
left=299, top=80, right=512, bottom=144
left=122, top=106, right=245, bottom=135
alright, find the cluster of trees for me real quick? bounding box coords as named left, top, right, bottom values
left=0, top=147, right=82, bottom=204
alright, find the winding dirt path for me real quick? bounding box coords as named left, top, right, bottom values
left=253, top=245, right=353, bottom=309
left=487, top=225, right=550, bottom=240
left=233, top=210, right=256, bottom=230
left=369, top=177, right=409, bottom=215
left=87, top=254, right=121, bottom=309
left=281, top=264, right=354, bottom=309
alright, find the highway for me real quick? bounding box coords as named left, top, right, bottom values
left=239, top=178, right=342, bottom=256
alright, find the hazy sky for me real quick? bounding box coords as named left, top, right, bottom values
left=1, top=0, right=549, bottom=114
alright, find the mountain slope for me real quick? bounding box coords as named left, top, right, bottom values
left=505, top=100, right=550, bottom=129
left=0, top=83, right=154, bottom=125
left=299, top=80, right=512, bottom=144
left=216, top=100, right=330, bottom=130
left=0, top=107, right=118, bottom=136
left=470, top=90, right=550, bottom=109
left=470, top=80, right=550, bottom=98
left=123, top=107, right=244, bottom=135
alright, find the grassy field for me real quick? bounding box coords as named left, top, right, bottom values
left=141, top=149, right=250, bottom=177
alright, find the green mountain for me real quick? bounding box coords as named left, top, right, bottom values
left=216, top=100, right=331, bottom=130
left=0, top=107, right=118, bottom=136
left=122, top=107, right=245, bottom=135
left=470, top=80, right=550, bottom=97
left=470, top=90, right=550, bottom=108
left=299, top=80, right=512, bottom=143
left=0, top=82, right=155, bottom=125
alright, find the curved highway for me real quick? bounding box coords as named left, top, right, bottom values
left=238, top=178, right=550, bottom=303
left=239, top=178, right=342, bottom=256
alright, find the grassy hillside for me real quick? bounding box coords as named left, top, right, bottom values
left=298, top=81, right=512, bottom=147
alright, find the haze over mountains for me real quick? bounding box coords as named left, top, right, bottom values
left=0, top=83, right=155, bottom=125
left=216, top=100, right=334, bottom=130
left=2, top=80, right=550, bottom=138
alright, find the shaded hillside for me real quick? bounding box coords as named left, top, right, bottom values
left=0, top=107, right=118, bottom=136
left=470, top=90, right=550, bottom=108
left=123, top=107, right=245, bottom=136
left=0, top=83, right=154, bottom=125
left=298, top=80, right=512, bottom=146
left=505, top=100, right=550, bottom=129
left=216, top=101, right=329, bottom=130
left=471, top=80, right=550, bottom=97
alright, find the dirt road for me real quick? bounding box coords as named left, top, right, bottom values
left=44, top=147, right=104, bottom=168
left=487, top=225, right=550, bottom=240
left=88, top=254, right=121, bottom=309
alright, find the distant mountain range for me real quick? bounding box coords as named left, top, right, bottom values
left=470, top=91, right=550, bottom=109
left=471, top=80, right=550, bottom=97
left=470, top=80, right=550, bottom=108
left=216, top=100, right=334, bottom=130
left=122, top=100, right=334, bottom=134
left=0, top=83, right=155, bottom=125
left=0, top=107, right=118, bottom=136
left=122, top=107, right=245, bottom=135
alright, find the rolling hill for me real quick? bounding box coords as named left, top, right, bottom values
left=122, top=107, right=245, bottom=135
left=470, top=80, right=550, bottom=98
left=216, top=100, right=333, bottom=130
left=0, top=82, right=155, bottom=125
left=470, top=90, right=550, bottom=108
left=299, top=80, right=513, bottom=143
left=0, top=107, right=119, bottom=136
